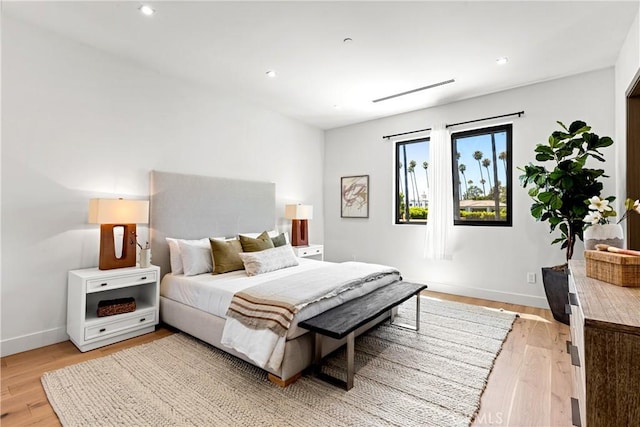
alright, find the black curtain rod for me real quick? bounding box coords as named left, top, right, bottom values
left=382, top=110, right=525, bottom=140
left=445, top=111, right=525, bottom=129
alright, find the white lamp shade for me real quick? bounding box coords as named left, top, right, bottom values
left=285, top=204, right=313, bottom=220
left=88, top=198, right=149, bottom=224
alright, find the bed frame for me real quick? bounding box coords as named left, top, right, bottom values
left=149, top=170, right=389, bottom=385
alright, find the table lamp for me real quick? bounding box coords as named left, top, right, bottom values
left=285, top=204, right=313, bottom=246
left=88, top=198, right=149, bottom=270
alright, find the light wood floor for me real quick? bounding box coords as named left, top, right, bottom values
left=1, top=291, right=572, bottom=426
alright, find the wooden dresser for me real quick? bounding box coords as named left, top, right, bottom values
left=567, top=260, right=640, bottom=427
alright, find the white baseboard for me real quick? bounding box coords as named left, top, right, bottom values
left=0, top=283, right=548, bottom=357
left=1, top=326, right=69, bottom=357
left=412, top=280, right=549, bottom=309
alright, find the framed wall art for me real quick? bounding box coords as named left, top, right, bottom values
left=341, top=175, right=369, bottom=218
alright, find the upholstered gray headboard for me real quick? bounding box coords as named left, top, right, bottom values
left=149, top=171, right=276, bottom=278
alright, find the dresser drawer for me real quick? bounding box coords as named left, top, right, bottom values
left=87, top=271, right=157, bottom=292
left=84, top=309, right=156, bottom=340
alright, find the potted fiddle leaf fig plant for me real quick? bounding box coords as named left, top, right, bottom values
left=518, top=120, right=613, bottom=324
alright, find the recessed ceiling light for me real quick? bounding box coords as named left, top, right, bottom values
left=496, top=57, right=509, bottom=65
left=265, top=70, right=277, bottom=78
left=139, top=5, right=155, bottom=16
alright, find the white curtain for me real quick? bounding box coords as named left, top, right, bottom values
left=424, top=123, right=453, bottom=260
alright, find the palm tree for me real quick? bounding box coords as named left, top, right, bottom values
left=482, top=158, right=493, bottom=189
left=459, top=164, right=468, bottom=198
left=401, top=146, right=410, bottom=221
left=422, top=161, right=429, bottom=188
left=409, top=160, right=419, bottom=206
left=407, top=161, right=416, bottom=206
left=473, top=150, right=485, bottom=195
left=398, top=162, right=405, bottom=205
left=499, top=151, right=507, bottom=174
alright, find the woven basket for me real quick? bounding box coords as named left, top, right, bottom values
left=97, top=297, right=136, bottom=317
left=584, top=250, right=640, bottom=287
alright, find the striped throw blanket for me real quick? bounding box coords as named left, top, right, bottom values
left=225, top=262, right=400, bottom=337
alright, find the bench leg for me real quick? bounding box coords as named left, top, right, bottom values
left=312, top=331, right=356, bottom=391
left=346, top=332, right=355, bottom=390
left=390, top=292, right=421, bottom=331
left=313, top=332, right=323, bottom=371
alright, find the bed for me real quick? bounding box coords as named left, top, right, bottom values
left=150, top=171, right=400, bottom=385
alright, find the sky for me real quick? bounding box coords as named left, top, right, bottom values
left=397, top=130, right=508, bottom=201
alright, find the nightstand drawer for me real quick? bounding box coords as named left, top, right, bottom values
left=87, top=271, right=157, bottom=292
left=84, top=309, right=156, bottom=341
left=297, top=246, right=323, bottom=257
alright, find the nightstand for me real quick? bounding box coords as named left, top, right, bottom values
left=292, top=244, right=324, bottom=261
left=67, top=265, right=160, bottom=352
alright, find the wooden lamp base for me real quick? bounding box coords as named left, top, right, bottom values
left=99, top=224, right=137, bottom=270
left=290, top=219, right=309, bottom=246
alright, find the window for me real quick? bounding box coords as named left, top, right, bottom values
left=395, top=137, right=429, bottom=224
left=451, top=124, right=512, bottom=226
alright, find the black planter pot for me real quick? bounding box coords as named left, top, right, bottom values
left=541, top=267, right=569, bottom=325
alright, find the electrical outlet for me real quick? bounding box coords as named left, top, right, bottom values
left=527, top=272, right=536, bottom=284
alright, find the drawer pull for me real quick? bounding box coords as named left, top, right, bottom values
left=569, top=343, right=581, bottom=367
left=101, top=283, right=108, bottom=287
left=571, top=397, right=582, bottom=426
left=569, top=292, right=579, bottom=306
left=140, top=318, right=146, bottom=322
left=99, top=328, right=106, bottom=333
left=140, top=276, right=147, bottom=280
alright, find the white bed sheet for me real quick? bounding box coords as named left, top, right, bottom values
left=160, top=258, right=400, bottom=341
left=161, top=258, right=322, bottom=318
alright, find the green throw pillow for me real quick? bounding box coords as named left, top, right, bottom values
left=210, top=238, right=244, bottom=274
left=239, top=231, right=275, bottom=252
left=271, top=233, right=287, bottom=247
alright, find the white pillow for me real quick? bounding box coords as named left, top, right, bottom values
left=239, top=244, right=299, bottom=276
left=165, top=237, right=184, bottom=274
left=178, top=238, right=213, bottom=276
left=166, top=237, right=210, bottom=275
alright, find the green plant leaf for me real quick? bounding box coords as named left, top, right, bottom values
left=556, top=121, right=568, bottom=132
left=550, top=194, right=563, bottom=209
left=549, top=217, right=562, bottom=226
left=538, top=191, right=554, bottom=203
left=531, top=204, right=544, bottom=219
left=597, top=136, right=613, bottom=148
left=568, top=120, right=587, bottom=133
left=535, top=153, right=554, bottom=161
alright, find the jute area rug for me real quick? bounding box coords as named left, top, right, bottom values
left=42, top=297, right=516, bottom=427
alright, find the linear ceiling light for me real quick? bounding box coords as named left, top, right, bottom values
left=372, top=79, right=455, bottom=103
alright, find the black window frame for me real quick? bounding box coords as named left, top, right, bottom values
left=451, top=124, right=513, bottom=227
left=395, top=137, right=429, bottom=225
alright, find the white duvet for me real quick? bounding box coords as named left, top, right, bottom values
left=160, top=259, right=400, bottom=370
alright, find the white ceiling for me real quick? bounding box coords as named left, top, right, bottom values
left=4, top=1, right=639, bottom=130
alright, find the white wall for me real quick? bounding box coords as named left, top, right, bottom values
left=614, top=11, right=640, bottom=218
left=324, top=69, right=617, bottom=308
left=1, top=17, right=324, bottom=356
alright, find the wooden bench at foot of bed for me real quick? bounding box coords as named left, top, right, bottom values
left=299, top=281, right=428, bottom=390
